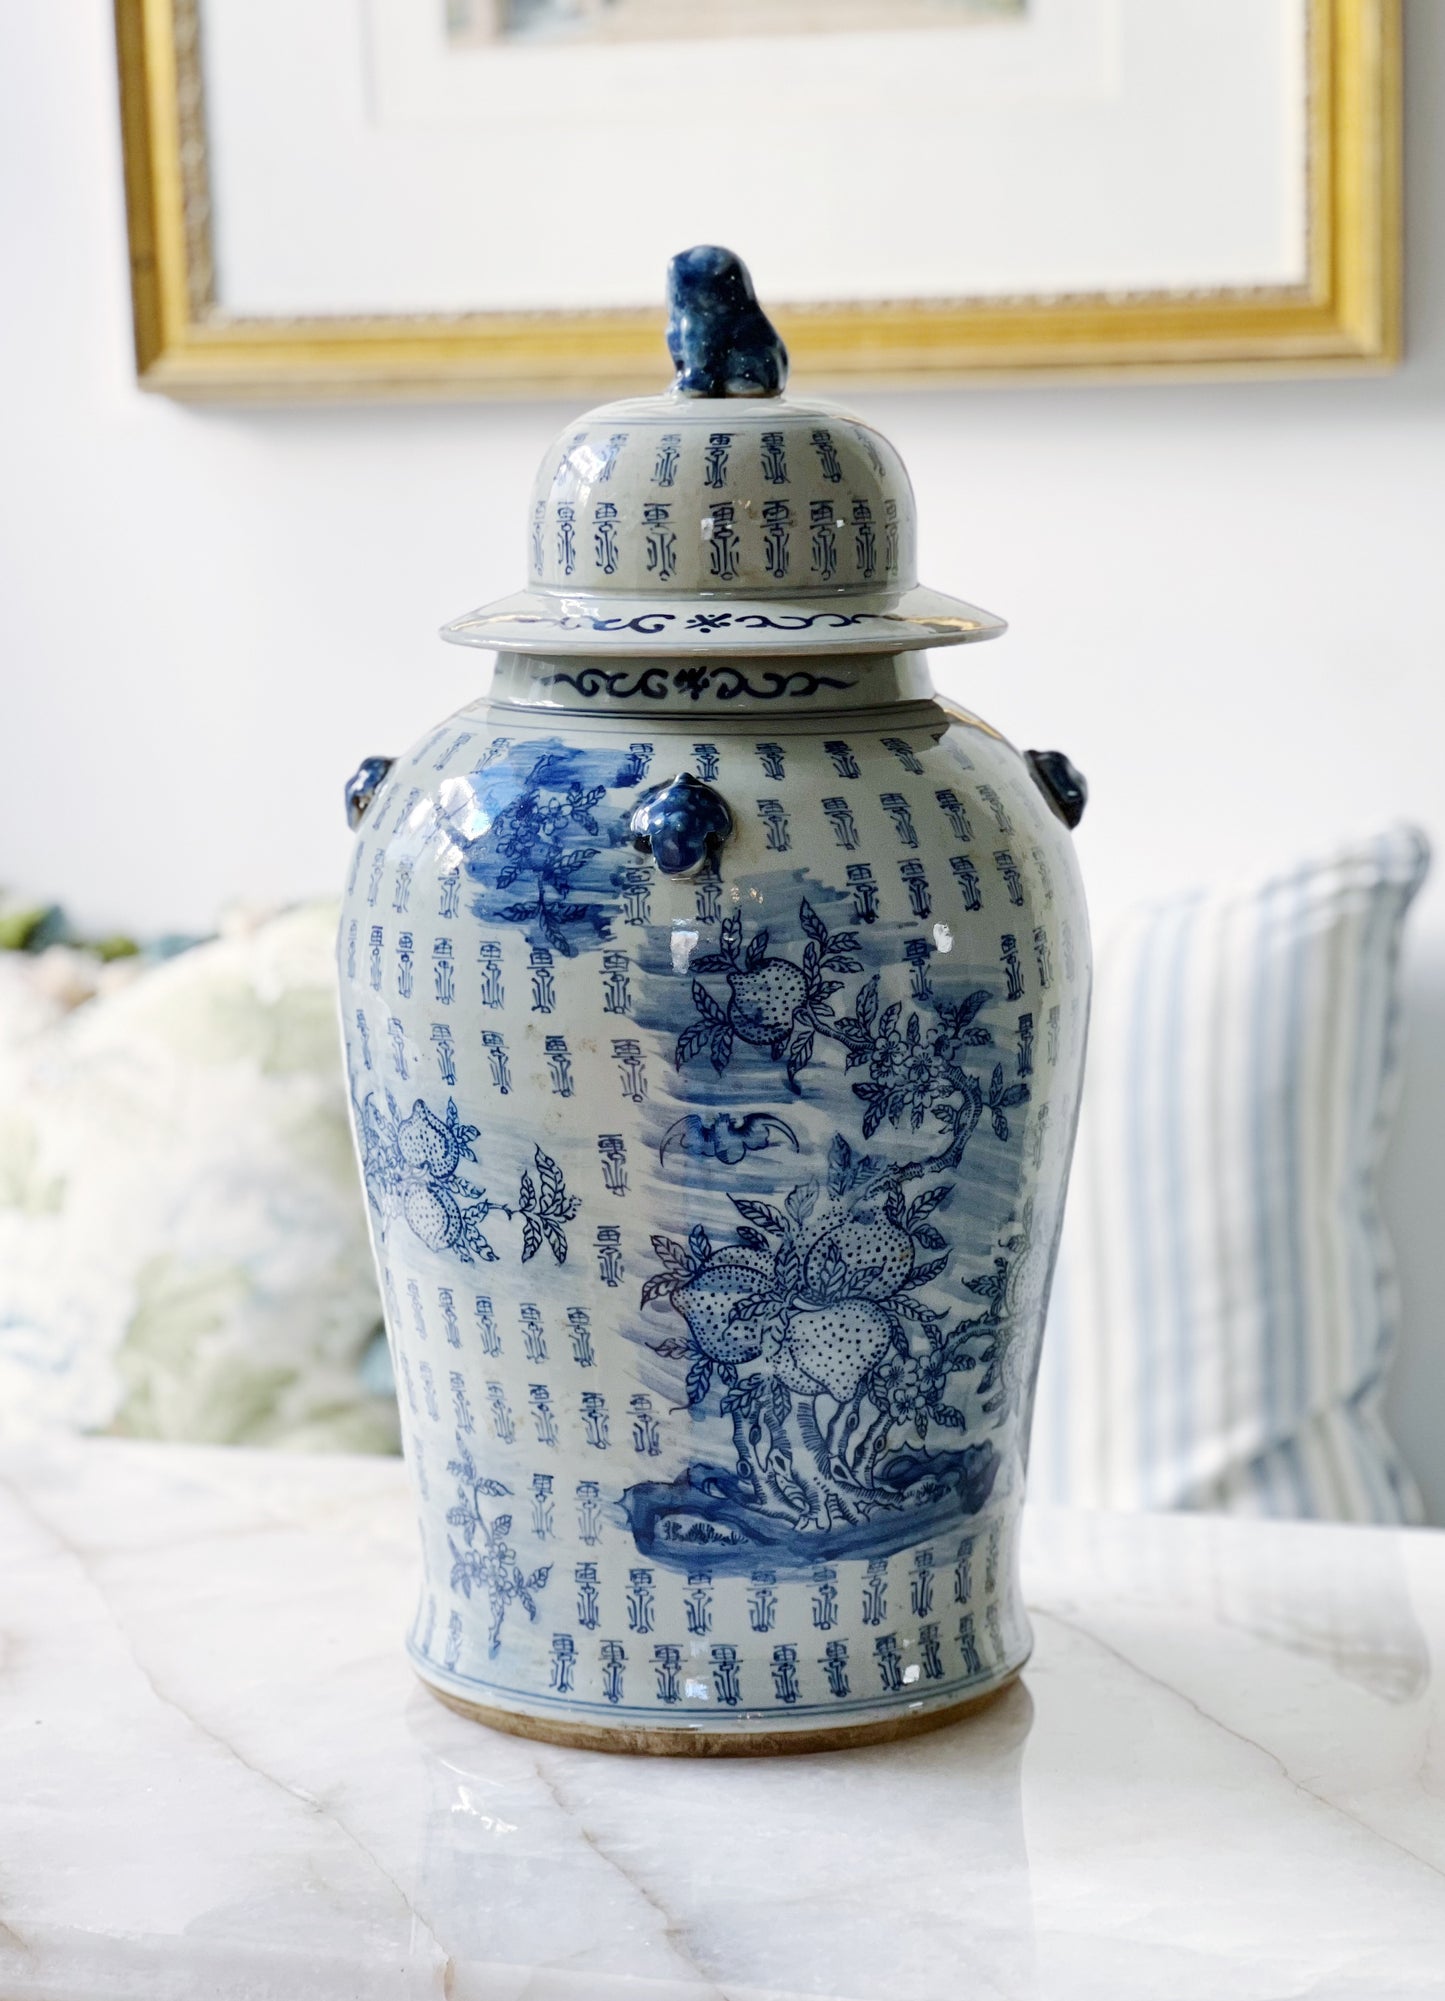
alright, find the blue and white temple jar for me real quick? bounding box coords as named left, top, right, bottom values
left=340, top=248, right=1090, bottom=1754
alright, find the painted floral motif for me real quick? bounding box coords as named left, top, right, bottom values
left=357, top=1089, right=579, bottom=1266
left=677, top=901, right=861, bottom=1093
left=834, top=980, right=1028, bottom=1164
left=446, top=1438, right=551, bottom=1656
left=626, top=1129, right=1010, bottom=1571
left=457, top=745, right=628, bottom=958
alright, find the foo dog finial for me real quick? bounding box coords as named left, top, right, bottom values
left=665, top=246, right=789, bottom=399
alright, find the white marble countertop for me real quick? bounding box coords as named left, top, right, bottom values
left=2, top=1441, right=1443, bottom=2001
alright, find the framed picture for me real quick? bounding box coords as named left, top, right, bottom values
left=115, top=0, right=1400, bottom=400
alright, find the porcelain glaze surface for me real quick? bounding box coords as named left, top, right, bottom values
left=6, top=1439, right=1445, bottom=2000
left=340, top=680, right=1087, bottom=1741
left=340, top=251, right=1088, bottom=1746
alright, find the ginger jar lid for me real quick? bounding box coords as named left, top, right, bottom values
left=442, top=246, right=1005, bottom=660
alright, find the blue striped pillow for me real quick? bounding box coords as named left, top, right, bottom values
left=1030, top=826, right=1429, bottom=1523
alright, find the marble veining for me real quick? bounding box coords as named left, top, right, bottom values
left=2, top=1439, right=1444, bottom=1999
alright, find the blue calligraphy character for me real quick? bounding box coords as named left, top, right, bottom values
left=576, top=1480, right=602, bottom=1546
left=597, top=1134, right=628, bottom=1196
left=950, top=855, right=982, bottom=911
left=601, top=951, right=631, bottom=1015
left=575, top=1562, right=601, bottom=1629
left=811, top=429, right=843, bottom=482
left=472, top=1296, right=500, bottom=1360
left=919, top=1623, right=944, bottom=1681
left=846, top=863, right=879, bottom=925
left=758, top=799, right=790, bottom=852
left=653, top=1643, right=682, bottom=1704
left=812, top=1566, right=839, bottom=1631
left=629, top=1393, right=660, bottom=1456
left=596, top=1226, right=623, bottom=1286
left=703, top=432, right=733, bottom=488
left=900, top=862, right=932, bottom=921
left=529, top=947, right=555, bottom=1014
left=549, top=1632, right=576, bottom=1693
left=485, top=1381, right=513, bottom=1444
left=711, top=1644, right=742, bottom=1707
left=762, top=497, right=791, bottom=579
left=642, top=502, right=676, bottom=582
left=595, top=432, right=628, bottom=483
left=684, top=1572, right=713, bottom=1638
left=706, top=501, right=740, bottom=581
left=979, top=783, right=1013, bottom=834
left=567, top=1308, right=595, bottom=1368
left=822, top=797, right=859, bottom=850
left=935, top=788, right=973, bottom=841
left=875, top=1634, right=904, bottom=1693
left=626, top=1569, right=655, bottom=1635
left=600, top=1639, right=626, bottom=1705
left=852, top=498, right=877, bottom=578
left=862, top=1557, right=888, bottom=1627
left=821, top=1640, right=850, bottom=1699
left=905, top=935, right=933, bottom=1001
left=528, top=1382, right=558, bottom=1447
left=611, top=1037, right=646, bottom=1103
left=1001, top=934, right=1025, bottom=1002
left=771, top=1644, right=800, bottom=1705
left=880, top=793, right=918, bottom=847
left=994, top=852, right=1025, bottom=907
left=545, top=1034, right=574, bottom=1097
left=593, top=501, right=620, bottom=576
left=652, top=433, right=681, bottom=487
left=474, top=1295, right=500, bottom=1358
left=810, top=499, right=838, bottom=581
left=521, top=1304, right=547, bottom=1363
left=615, top=865, right=652, bottom=927
left=747, top=1571, right=777, bottom=1634
left=911, top=1548, right=936, bottom=1618
left=760, top=430, right=788, bottom=484
left=883, top=737, right=924, bottom=774
left=482, top=1030, right=511, bottom=1093
left=581, top=1391, right=609, bottom=1451
left=477, top=942, right=504, bottom=1009
left=617, top=742, right=654, bottom=786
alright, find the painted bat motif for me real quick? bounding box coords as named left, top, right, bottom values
left=659, top=1113, right=800, bottom=1167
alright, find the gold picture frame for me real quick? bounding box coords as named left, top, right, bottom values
left=115, top=0, right=1401, bottom=402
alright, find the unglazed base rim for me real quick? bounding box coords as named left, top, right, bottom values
left=420, top=1662, right=1025, bottom=1757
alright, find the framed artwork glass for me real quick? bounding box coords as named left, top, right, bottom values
left=115, top=0, right=1401, bottom=399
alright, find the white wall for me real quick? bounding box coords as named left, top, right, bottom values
left=3, top=3, right=1443, bottom=1512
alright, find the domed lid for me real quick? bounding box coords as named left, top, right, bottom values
left=443, top=246, right=1004, bottom=659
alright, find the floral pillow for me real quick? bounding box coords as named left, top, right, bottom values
left=0, top=902, right=395, bottom=1452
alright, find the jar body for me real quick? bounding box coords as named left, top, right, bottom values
left=339, top=658, right=1088, bottom=1750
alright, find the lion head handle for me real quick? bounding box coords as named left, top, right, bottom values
left=665, top=245, right=789, bottom=399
